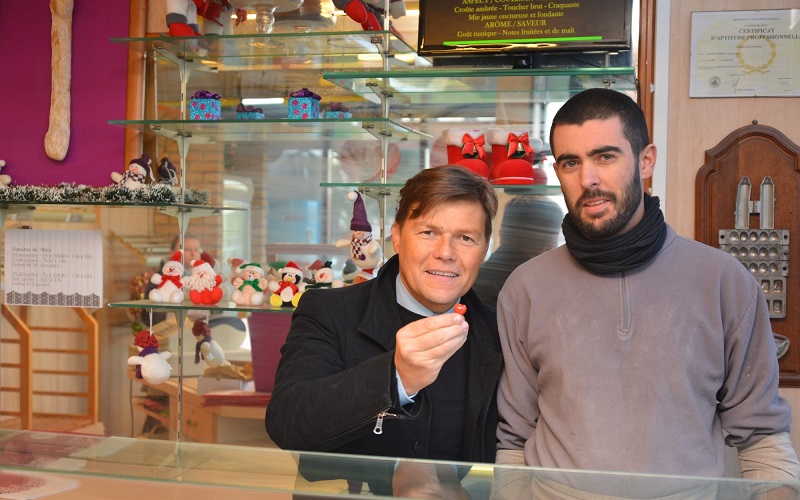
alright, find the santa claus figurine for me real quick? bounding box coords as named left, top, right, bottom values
left=182, top=259, right=223, bottom=305
left=149, top=250, right=185, bottom=303
left=335, top=191, right=383, bottom=283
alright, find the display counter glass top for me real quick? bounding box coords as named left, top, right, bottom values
left=0, top=430, right=794, bottom=499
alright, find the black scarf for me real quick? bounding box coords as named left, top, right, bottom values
left=562, top=193, right=667, bottom=274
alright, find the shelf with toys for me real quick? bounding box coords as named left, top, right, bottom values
left=108, top=117, right=430, bottom=144
left=108, top=299, right=294, bottom=314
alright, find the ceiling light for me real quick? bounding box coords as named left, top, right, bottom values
left=241, top=97, right=285, bottom=105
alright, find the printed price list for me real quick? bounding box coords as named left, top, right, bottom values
left=4, top=230, right=103, bottom=307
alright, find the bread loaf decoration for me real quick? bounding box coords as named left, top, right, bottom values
left=44, top=0, right=74, bottom=161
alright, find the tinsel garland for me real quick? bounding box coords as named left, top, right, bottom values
left=0, top=183, right=209, bottom=205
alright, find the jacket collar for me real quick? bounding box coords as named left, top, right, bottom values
left=358, top=255, right=404, bottom=350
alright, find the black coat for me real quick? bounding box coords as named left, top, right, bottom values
left=265, top=254, right=503, bottom=464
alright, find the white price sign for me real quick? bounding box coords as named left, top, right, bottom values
left=4, top=229, right=103, bottom=307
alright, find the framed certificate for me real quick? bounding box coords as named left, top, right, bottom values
left=690, top=9, right=799, bottom=98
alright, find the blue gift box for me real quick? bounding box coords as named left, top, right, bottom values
left=288, top=97, right=320, bottom=119
left=324, top=110, right=353, bottom=119
left=324, top=102, right=352, bottom=119
left=189, top=93, right=221, bottom=120
left=236, top=111, right=265, bottom=120
left=288, top=88, right=321, bottom=120
left=236, top=103, right=265, bottom=121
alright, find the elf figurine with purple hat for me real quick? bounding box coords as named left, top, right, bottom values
left=335, top=191, right=383, bottom=284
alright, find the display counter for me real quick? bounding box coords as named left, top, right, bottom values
left=0, top=429, right=796, bottom=499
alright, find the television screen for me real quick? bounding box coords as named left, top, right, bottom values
left=417, top=0, right=633, bottom=58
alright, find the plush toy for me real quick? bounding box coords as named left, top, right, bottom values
left=149, top=251, right=185, bottom=303
left=341, top=259, right=359, bottom=284
left=165, top=0, right=247, bottom=37
left=199, top=250, right=221, bottom=275
left=192, top=319, right=248, bottom=379
left=333, top=0, right=406, bottom=31
left=335, top=191, right=383, bottom=283
left=157, top=156, right=178, bottom=187
left=306, top=260, right=344, bottom=289
left=220, top=257, right=245, bottom=298
left=111, top=153, right=154, bottom=190
left=192, top=319, right=229, bottom=368
left=128, top=330, right=172, bottom=385
left=0, top=160, right=12, bottom=189
left=268, top=261, right=306, bottom=307
left=231, top=262, right=269, bottom=306
left=182, top=258, right=224, bottom=305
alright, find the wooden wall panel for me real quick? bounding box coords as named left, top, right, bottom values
left=667, top=1, right=800, bottom=384
left=696, top=125, right=800, bottom=383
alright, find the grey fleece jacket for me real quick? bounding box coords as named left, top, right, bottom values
left=496, top=224, right=795, bottom=478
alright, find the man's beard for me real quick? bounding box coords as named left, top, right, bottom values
left=567, top=165, right=642, bottom=240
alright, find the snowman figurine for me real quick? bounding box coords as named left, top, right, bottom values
left=149, top=251, right=185, bottom=303
left=128, top=330, right=172, bottom=385
left=111, top=153, right=154, bottom=190
left=335, top=191, right=383, bottom=283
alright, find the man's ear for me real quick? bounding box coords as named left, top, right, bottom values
left=639, top=144, right=657, bottom=181
left=391, top=222, right=401, bottom=255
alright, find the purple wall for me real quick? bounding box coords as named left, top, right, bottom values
left=0, top=1, right=130, bottom=187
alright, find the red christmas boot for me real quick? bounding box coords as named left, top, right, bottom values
left=443, top=129, right=489, bottom=178
left=487, top=129, right=540, bottom=185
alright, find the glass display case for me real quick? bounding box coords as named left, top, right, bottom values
left=100, top=2, right=641, bottom=445
left=0, top=429, right=795, bottom=499
left=0, top=3, right=639, bottom=443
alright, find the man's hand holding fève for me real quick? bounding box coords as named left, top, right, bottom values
left=394, top=313, right=468, bottom=395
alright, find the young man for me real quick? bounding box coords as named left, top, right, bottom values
left=266, top=166, right=501, bottom=469
left=495, top=88, right=799, bottom=483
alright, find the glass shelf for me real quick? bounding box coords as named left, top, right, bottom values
left=111, top=30, right=423, bottom=71
left=108, top=299, right=295, bottom=314
left=322, top=182, right=564, bottom=197
left=0, top=201, right=241, bottom=213
left=324, top=66, right=637, bottom=107
left=108, top=118, right=432, bottom=142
